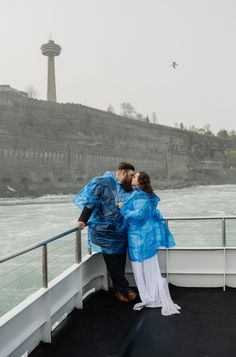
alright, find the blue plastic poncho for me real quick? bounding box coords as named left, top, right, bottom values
left=72, top=171, right=132, bottom=254
left=120, top=189, right=176, bottom=262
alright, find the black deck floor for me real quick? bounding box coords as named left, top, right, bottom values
left=30, top=286, right=236, bottom=357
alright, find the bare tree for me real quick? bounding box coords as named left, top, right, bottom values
left=189, top=125, right=197, bottom=132
left=203, top=124, right=211, bottom=132
left=120, top=102, right=136, bottom=118
left=107, top=105, right=115, bottom=114
left=136, top=113, right=145, bottom=121
left=203, top=124, right=214, bottom=135
left=152, top=112, right=158, bottom=124
left=25, top=85, right=38, bottom=98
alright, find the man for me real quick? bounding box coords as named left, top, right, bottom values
left=73, top=162, right=137, bottom=302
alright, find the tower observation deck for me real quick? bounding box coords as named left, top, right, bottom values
left=41, top=39, right=61, bottom=102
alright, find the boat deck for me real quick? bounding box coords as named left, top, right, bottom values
left=30, top=285, right=236, bottom=357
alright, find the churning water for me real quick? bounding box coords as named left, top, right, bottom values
left=0, top=184, right=236, bottom=315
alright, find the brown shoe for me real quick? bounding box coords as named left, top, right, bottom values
left=127, top=288, right=137, bottom=301
left=114, top=291, right=129, bottom=302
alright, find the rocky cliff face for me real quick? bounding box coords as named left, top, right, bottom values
left=0, top=91, right=235, bottom=197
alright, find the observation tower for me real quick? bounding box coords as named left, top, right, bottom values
left=41, top=39, right=61, bottom=102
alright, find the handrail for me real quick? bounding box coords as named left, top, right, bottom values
left=165, top=216, right=236, bottom=220
left=164, top=216, right=236, bottom=248
left=0, top=227, right=80, bottom=264
left=1, top=216, right=236, bottom=264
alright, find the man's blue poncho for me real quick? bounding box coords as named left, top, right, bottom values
left=120, top=189, right=176, bottom=262
left=72, top=171, right=131, bottom=254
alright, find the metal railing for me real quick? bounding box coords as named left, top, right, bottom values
left=0, top=227, right=81, bottom=289
left=165, top=216, right=236, bottom=247
left=0, top=216, right=236, bottom=290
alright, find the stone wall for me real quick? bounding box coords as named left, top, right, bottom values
left=0, top=91, right=234, bottom=196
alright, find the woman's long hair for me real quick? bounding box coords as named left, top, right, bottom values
left=138, top=172, right=154, bottom=195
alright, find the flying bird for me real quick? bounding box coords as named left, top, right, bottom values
left=7, top=185, right=16, bottom=192
left=171, top=62, right=178, bottom=69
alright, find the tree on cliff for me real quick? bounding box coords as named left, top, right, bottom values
left=229, top=130, right=236, bottom=137
left=120, top=103, right=149, bottom=122
left=217, top=129, right=229, bottom=138
left=152, top=112, right=158, bottom=124
left=197, top=128, right=206, bottom=135
left=25, top=85, right=38, bottom=99
left=203, top=124, right=214, bottom=136
left=135, top=113, right=145, bottom=121
left=107, top=105, right=115, bottom=113
left=189, top=125, right=198, bottom=132
left=120, top=102, right=136, bottom=118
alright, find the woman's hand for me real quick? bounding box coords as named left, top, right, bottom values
left=117, top=202, right=123, bottom=208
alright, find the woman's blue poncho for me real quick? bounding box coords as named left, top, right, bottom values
left=72, top=171, right=131, bottom=254
left=120, top=189, right=176, bottom=262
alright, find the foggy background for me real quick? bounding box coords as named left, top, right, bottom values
left=0, top=0, right=236, bottom=133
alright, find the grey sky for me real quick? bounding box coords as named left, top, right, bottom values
left=1, top=0, right=236, bottom=133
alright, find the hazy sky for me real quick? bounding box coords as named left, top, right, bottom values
left=1, top=0, right=236, bottom=133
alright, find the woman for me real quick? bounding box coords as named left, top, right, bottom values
left=119, top=172, right=180, bottom=315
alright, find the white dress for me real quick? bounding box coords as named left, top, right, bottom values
left=131, top=254, right=181, bottom=315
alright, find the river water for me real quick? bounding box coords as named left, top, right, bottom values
left=0, top=184, right=236, bottom=316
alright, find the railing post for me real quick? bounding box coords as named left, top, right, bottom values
left=223, top=247, right=226, bottom=292
left=75, top=228, right=82, bottom=263
left=165, top=219, right=169, bottom=278
left=222, top=218, right=226, bottom=247
left=222, top=218, right=226, bottom=291
left=42, top=244, right=48, bottom=288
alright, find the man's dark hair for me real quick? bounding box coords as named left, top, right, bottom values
left=118, top=162, right=135, bottom=171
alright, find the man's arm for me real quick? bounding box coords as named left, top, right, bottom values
left=76, top=206, right=94, bottom=229
left=75, top=180, right=103, bottom=229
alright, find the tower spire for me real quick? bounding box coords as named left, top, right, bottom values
left=41, top=38, right=61, bottom=102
